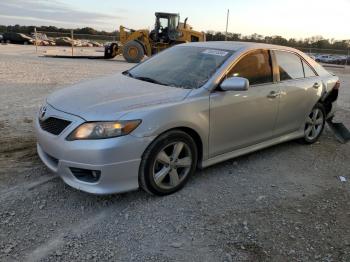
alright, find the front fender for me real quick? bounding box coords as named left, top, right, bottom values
left=122, top=96, right=210, bottom=160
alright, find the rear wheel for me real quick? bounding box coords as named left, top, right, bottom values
left=139, top=130, right=198, bottom=196
left=122, top=41, right=145, bottom=63
left=302, top=103, right=326, bottom=144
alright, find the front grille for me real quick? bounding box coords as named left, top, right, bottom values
left=39, top=117, right=71, bottom=135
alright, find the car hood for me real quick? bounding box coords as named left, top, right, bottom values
left=47, top=73, right=191, bottom=121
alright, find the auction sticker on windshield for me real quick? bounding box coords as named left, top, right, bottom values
left=202, top=49, right=229, bottom=56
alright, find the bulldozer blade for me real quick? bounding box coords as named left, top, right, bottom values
left=326, top=119, right=350, bottom=144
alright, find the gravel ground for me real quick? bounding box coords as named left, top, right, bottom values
left=0, top=45, right=350, bottom=262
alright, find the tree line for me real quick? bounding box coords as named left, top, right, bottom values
left=0, top=25, right=119, bottom=37
left=1, top=24, right=349, bottom=51
left=206, top=31, right=349, bottom=51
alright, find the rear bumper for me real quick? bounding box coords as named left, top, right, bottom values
left=34, top=104, right=154, bottom=195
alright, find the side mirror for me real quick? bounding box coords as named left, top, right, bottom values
left=220, top=77, right=249, bottom=91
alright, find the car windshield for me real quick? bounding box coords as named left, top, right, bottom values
left=125, top=46, right=233, bottom=89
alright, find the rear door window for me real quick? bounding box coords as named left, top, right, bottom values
left=228, top=50, right=273, bottom=85
left=275, top=51, right=304, bottom=81
left=302, top=60, right=317, bottom=78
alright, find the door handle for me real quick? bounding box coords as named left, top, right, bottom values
left=267, top=91, right=280, bottom=99
left=313, top=82, right=321, bottom=89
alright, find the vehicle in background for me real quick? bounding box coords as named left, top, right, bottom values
left=43, top=12, right=204, bottom=62
left=315, top=54, right=348, bottom=64
left=87, top=41, right=103, bottom=47
left=30, top=33, right=56, bottom=46
left=332, top=55, right=350, bottom=65
left=54, top=37, right=103, bottom=47
left=80, top=40, right=93, bottom=47
left=116, top=12, right=206, bottom=63
left=55, top=37, right=74, bottom=46
left=306, top=53, right=316, bottom=60
left=315, top=54, right=335, bottom=63
left=2, top=32, right=34, bottom=45
left=35, top=42, right=340, bottom=196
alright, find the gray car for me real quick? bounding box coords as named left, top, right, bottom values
left=35, top=42, right=340, bottom=195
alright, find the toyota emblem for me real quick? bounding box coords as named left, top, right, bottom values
left=39, top=105, right=47, bottom=119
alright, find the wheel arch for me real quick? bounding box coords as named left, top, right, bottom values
left=319, top=86, right=339, bottom=116
left=141, top=126, right=204, bottom=167
left=175, top=127, right=203, bottom=166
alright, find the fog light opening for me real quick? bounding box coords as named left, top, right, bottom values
left=70, top=168, right=101, bottom=183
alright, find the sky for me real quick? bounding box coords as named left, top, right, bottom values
left=0, top=0, right=349, bottom=40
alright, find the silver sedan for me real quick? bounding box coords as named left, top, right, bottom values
left=35, top=42, right=340, bottom=195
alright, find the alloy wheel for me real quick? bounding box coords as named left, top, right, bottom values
left=305, top=108, right=324, bottom=140
left=152, top=142, right=192, bottom=190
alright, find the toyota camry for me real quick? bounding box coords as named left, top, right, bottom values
left=35, top=42, right=340, bottom=195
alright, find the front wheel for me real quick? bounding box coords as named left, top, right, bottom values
left=302, top=103, right=326, bottom=144
left=122, top=41, right=145, bottom=63
left=104, top=43, right=118, bottom=59
left=139, top=130, right=198, bottom=196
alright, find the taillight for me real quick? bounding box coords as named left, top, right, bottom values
left=334, top=80, right=340, bottom=90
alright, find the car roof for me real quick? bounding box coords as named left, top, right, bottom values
left=185, top=41, right=299, bottom=53
left=184, top=41, right=331, bottom=77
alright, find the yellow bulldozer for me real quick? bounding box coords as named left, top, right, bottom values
left=105, top=12, right=206, bottom=63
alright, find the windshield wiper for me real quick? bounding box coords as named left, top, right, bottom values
left=134, top=76, right=168, bottom=86
left=123, top=72, right=183, bottom=88
left=122, top=70, right=134, bottom=78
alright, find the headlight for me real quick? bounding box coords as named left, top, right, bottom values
left=67, top=120, right=141, bottom=140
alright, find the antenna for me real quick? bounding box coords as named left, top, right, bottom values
left=225, top=9, right=230, bottom=41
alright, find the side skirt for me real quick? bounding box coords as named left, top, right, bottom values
left=200, top=130, right=304, bottom=169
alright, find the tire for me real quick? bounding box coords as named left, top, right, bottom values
left=122, top=41, right=145, bottom=63
left=104, top=43, right=118, bottom=59
left=139, top=130, right=198, bottom=196
left=301, top=103, right=326, bottom=144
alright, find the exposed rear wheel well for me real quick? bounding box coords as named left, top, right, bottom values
left=320, top=88, right=339, bottom=115
left=322, top=101, right=332, bottom=115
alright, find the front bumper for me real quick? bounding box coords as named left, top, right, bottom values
left=34, top=104, right=154, bottom=195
